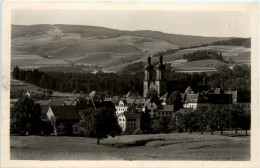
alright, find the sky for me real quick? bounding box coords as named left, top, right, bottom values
left=12, top=10, right=250, bottom=37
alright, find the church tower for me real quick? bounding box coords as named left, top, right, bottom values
left=143, top=55, right=153, bottom=98
left=155, top=55, right=166, bottom=96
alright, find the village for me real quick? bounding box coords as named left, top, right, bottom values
left=10, top=55, right=251, bottom=136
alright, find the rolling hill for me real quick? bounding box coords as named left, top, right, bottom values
left=11, top=24, right=249, bottom=72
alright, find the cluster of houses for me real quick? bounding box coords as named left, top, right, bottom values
left=10, top=56, right=251, bottom=136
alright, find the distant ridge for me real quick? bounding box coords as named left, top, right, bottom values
left=12, top=24, right=232, bottom=47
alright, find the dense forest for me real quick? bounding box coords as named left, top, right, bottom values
left=12, top=64, right=250, bottom=96
left=183, top=50, right=224, bottom=62
left=211, top=38, right=251, bottom=47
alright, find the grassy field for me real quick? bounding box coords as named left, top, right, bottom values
left=11, top=25, right=233, bottom=71
left=10, top=132, right=250, bottom=160
left=164, top=45, right=250, bottom=63
left=11, top=79, right=79, bottom=97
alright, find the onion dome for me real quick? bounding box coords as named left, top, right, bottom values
left=144, top=56, right=153, bottom=70
left=156, top=55, right=166, bottom=70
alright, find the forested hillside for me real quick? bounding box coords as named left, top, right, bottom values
left=12, top=64, right=250, bottom=96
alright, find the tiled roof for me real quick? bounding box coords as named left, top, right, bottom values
left=184, top=94, right=199, bottom=104
left=49, top=99, right=64, bottom=106
left=63, top=100, right=78, bottom=106
left=157, top=105, right=173, bottom=112
left=50, top=106, right=81, bottom=120
left=189, top=85, right=210, bottom=94
left=111, top=96, right=120, bottom=104
left=125, top=91, right=142, bottom=99
left=35, top=100, right=50, bottom=105
left=134, top=98, right=144, bottom=105
left=126, top=98, right=136, bottom=104
left=119, top=111, right=140, bottom=118
left=142, top=99, right=151, bottom=107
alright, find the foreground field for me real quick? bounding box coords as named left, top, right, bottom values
left=11, top=132, right=250, bottom=160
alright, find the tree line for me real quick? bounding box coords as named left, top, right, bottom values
left=211, top=38, right=251, bottom=47
left=183, top=50, right=223, bottom=62
left=12, top=64, right=250, bottom=97
left=140, top=104, right=250, bottom=136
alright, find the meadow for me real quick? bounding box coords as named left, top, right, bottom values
left=12, top=25, right=246, bottom=73
left=10, top=132, right=250, bottom=160
left=163, top=45, right=250, bottom=63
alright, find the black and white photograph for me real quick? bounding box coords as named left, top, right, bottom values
left=1, top=2, right=259, bottom=168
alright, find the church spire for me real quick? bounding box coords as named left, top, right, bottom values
left=145, top=53, right=153, bottom=70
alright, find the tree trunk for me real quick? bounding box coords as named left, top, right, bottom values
left=97, top=138, right=100, bottom=145
left=201, top=130, right=203, bottom=135
left=189, top=129, right=192, bottom=134
left=235, top=128, right=238, bottom=134
left=246, top=130, right=247, bottom=136
left=211, top=130, right=214, bottom=135
left=221, top=129, right=223, bottom=135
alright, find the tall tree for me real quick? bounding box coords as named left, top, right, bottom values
left=79, top=107, right=121, bottom=145
left=147, top=90, right=162, bottom=107
left=11, top=96, right=42, bottom=135
left=194, top=106, right=208, bottom=135
left=167, top=91, right=183, bottom=112
left=12, top=66, right=20, bottom=79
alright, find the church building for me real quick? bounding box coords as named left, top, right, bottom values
left=143, top=55, right=190, bottom=98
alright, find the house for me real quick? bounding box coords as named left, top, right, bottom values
left=160, top=92, right=168, bottom=105
left=157, top=105, right=174, bottom=118
left=142, top=99, right=158, bottom=118
left=117, top=111, right=141, bottom=132
left=232, top=91, right=251, bottom=113
left=184, top=84, right=209, bottom=95
left=115, top=99, right=128, bottom=116
left=183, top=94, right=199, bottom=109
left=42, top=105, right=81, bottom=135
left=125, top=91, right=142, bottom=99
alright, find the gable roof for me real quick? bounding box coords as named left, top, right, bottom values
left=189, top=85, right=210, bottom=94
left=161, top=92, right=168, bottom=98
left=126, top=98, right=136, bottom=105
left=142, top=99, right=151, bottom=108
left=184, top=94, right=199, bottom=104
left=50, top=106, right=81, bottom=120
left=134, top=98, right=144, bottom=105
left=63, top=99, right=78, bottom=106
left=125, top=91, right=142, bottom=99
left=119, top=111, right=140, bottom=118
left=49, top=99, right=64, bottom=106
left=157, top=105, right=173, bottom=112
left=206, top=88, right=224, bottom=95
